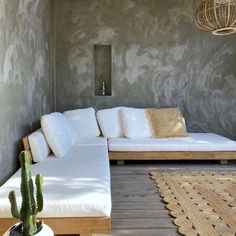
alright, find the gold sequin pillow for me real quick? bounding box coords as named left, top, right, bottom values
left=146, top=108, right=188, bottom=138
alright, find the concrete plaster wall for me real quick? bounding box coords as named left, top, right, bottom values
left=0, top=0, right=53, bottom=183
left=55, top=0, right=236, bottom=140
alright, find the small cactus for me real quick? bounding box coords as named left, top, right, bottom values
left=8, top=151, right=44, bottom=236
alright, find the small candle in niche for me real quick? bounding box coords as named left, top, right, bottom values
left=101, top=81, right=106, bottom=96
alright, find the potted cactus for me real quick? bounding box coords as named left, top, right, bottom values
left=3, top=151, right=54, bottom=236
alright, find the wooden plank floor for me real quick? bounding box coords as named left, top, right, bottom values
left=109, top=160, right=236, bottom=236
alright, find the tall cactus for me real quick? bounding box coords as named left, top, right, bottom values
left=8, top=151, right=44, bottom=236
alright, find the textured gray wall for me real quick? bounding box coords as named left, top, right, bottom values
left=55, top=0, right=236, bottom=140
left=0, top=0, right=53, bottom=183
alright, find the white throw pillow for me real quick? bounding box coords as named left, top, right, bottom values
left=64, top=107, right=100, bottom=139
left=121, top=108, right=151, bottom=139
left=41, top=114, right=71, bottom=157
left=97, top=107, right=125, bottom=138
left=28, top=129, right=51, bottom=163
left=51, top=112, right=77, bottom=145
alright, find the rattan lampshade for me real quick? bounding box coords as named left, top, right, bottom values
left=195, top=0, right=236, bottom=35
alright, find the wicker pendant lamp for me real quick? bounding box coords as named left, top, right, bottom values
left=195, top=0, right=236, bottom=35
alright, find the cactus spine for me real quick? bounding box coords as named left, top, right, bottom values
left=8, top=151, right=43, bottom=236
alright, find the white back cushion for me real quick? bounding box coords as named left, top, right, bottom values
left=64, top=107, right=100, bottom=139
left=41, top=114, right=71, bottom=157
left=121, top=108, right=151, bottom=139
left=51, top=112, right=77, bottom=145
left=28, top=129, right=51, bottom=163
left=97, top=107, right=125, bottom=138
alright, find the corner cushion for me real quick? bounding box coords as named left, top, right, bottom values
left=64, top=107, right=100, bottom=139
left=97, top=107, right=125, bottom=138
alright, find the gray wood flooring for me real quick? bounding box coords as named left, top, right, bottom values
left=109, top=160, right=236, bottom=236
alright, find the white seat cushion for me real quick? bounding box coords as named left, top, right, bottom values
left=0, top=139, right=111, bottom=218
left=108, top=133, right=236, bottom=152
left=97, top=107, right=125, bottom=138
left=28, top=129, right=51, bottom=163
left=64, top=108, right=100, bottom=139
left=121, top=108, right=151, bottom=139
left=41, top=114, right=71, bottom=158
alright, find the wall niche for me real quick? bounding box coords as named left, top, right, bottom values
left=94, top=45, right=112, bottom=96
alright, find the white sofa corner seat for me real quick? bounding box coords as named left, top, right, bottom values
left=74, top=136, right=108, bottom=146
left=108, top=133, right=236, bottom=152
left=0, top=137, right=111, bottom=218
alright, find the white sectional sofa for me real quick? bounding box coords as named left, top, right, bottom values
left=1, top=106, right=236, bottom=235
left=108, top=133, right=236, bottom=152
left=0, top=110, right=111, bottom=236
left=108, top=133, right=236, bottom=164
left=97, top=107, right=236, bottom=164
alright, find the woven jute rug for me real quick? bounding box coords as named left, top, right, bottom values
left=150, top=171, right=236, bottom=236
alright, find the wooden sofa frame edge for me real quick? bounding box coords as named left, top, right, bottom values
left=0, top=217, right=111, bottom=236
left=0, top=136, right=111, bottom=236
left=109, top=151, right=236, bottom=165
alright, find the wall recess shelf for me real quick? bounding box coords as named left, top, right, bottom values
left=94, top=45, right=112, bottom=96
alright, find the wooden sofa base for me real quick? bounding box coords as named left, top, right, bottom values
left=0, top=217, right=111, bottom=235
left=109, top=151, right=236, bottom=165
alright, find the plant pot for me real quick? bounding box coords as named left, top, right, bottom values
left=3, top=223, right=54, bottom=236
